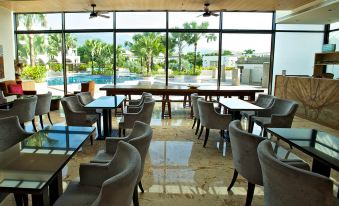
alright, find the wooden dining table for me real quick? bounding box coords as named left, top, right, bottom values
left=100, top=84, right=264, bottom=118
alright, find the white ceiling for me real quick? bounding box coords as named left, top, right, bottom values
left=277, top=0, right=339, bottom=24
left=0, top=0, right=316, bottom=12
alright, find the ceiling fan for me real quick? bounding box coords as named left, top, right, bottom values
left=88, top=4, right=109, bottom=19
left=198, top=3, right=219, bottom=17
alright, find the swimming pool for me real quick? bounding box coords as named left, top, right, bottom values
left=47, top=74, right=141, bottom=86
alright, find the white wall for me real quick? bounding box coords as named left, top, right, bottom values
left=272, top=31, right=323, bottom=93
left=0, top=6, right=15, bottom=81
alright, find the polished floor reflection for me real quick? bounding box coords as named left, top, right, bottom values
left=1, top=101, right=338, bottom=206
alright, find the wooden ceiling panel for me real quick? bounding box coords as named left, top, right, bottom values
left=0, top=0, right=317, bottom=12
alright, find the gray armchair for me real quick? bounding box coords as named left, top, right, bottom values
left=76, top=92, right=102, bottom=132
left=240, top=94, right=275, bottom=132
left=197, top=99, right=232, bottom=148
left=125, top=95, right=153, bottom=113
left=252, top=98, right=298, bottom=136
left=190, top=93, right=200, bottom=133
left=119, top=98, right=155, bottom=137
left=227, top=120, right=265, bottom=206
left=61, top=96, right=100, bottom=144
left=35, top=92, right=52, bottom=129
left=128, top=92, right=152, bottom=106
left=92, top=121, right=153, bottom=206
left=257, top=140, right=336, bottom=206
left=54, top=141, right=141, bottom=206
left=0, top=116, right=32, bottom=204
left=0, top=95, right=37, bottom=131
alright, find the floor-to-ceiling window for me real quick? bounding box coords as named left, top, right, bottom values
left=14, top=11, right=283, bottom=96
left=329, top=22, right=339, bottom=78
left=15, top=13, right=65, bottom=96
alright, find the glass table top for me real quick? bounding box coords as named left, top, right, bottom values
left=0, top=126, right=95, bottom=192
left=267, top=128, right=339, bottom=170
left=85, top=95, right=125, bottom=109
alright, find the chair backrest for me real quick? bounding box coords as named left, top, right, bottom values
left=81, top=81, right=95, bottom=96
left=76, top=92, right=94, bottom=105
left=125, top=121, right=153, bottom=182
left=255, top=94, right=275, bottom=108
left=11, top=95, right=38, bottom=123
left=257, top=140, right=335, bottom=206
left=197, top=99, right=219, bottom=128
left=92, top=141, right=141, bottom=206
left=229, top=120, right=265, bottom=185
left=137, top=99, right=156, bottom=125
left=0, top=116, right=31, bottom=151
left=35, top=92, right=52, bottom=115
left=191, top=93, right=200, bottom=119
left=270, top=99, right=298, bottom=127
left=61, top=96, right=86, bottom=126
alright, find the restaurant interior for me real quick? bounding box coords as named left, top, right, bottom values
left=0, top=0, right=339, bottom=205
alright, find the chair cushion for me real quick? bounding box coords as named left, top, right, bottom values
left=91, top=149, right=114, bottom=163
left=8, top=84, right=24, bottom=95
left=54, top=181, right=100, bottom=206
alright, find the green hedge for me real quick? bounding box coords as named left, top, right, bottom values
left=21, top=65, right=48, bottom=82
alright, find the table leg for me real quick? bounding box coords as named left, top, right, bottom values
left=100, top=109, right=109, bottom=140
left=108, top=109, right=112, bottom=134
left=49, top=171, right=62, bottom=205
left=312, top=158, right=331, bottom=177
left=32, top=187, right=49, bottom=206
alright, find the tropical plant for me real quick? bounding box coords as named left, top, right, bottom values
left=16, top=14, right=47, bottom=66
left=47, top=33, right=77, bottom=60
left=223, top=50, right=233, bottom=56
left=170, top=29, right=187, bottom=71
left=242, top=49, right=256, bottom=57
left=182, top=21, right=217, bottom=73
left=21, top=65, right=48, bottom=82
left=125, top=33, right=165, bottom=75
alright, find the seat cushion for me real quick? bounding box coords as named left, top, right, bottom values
left=8, top=84, right=24, bottom=95
left=91, top=149, right=114, bottom=163
left=54, top=181, right=100, bottom=206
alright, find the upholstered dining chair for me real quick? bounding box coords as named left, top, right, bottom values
left=0, top=95, right=37, bottom=131
left=197, top=99, right=232, bottom=148
left=227, top=120, right=266, bottom=206
left=76, top=92, right=102, bottom=132
left=252, top=98, right=298, bottom=136
left=0, top=116, right=32, bottom=205
left=34, top=91, right=53, bottom=129
left=128, top=92, right=152, bottom=106
left=190, top=93, right=200, bottom=132
left=240, top=94, right=275, bottom=132
left=257, top=140, right=336, bottom=206
left=119, top=98, right=155, bottom=137
left=61, top=96, right=100, bottom=144
left=54, top=141, right=141, bottom=206
left=125, top=94, right=153, bottom=113
left=91, top=121, right=153, bottom=206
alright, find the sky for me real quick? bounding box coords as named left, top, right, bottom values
left=16, top=12, right=280, bottom=54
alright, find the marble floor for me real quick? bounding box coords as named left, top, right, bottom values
left=1, top=102, right=338, bottom=206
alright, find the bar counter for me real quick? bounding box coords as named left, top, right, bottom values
left=274, top=75, right=339, bottom=129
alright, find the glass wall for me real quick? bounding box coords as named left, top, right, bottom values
left=15, top=11, right=326, bottom=96
left=16, top=13, right=65, bottom=95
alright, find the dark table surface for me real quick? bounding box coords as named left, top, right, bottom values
left=0, top=125, right=95, bottom=193
left=84, top=95, right=125, bottom=109
left=267, top=128, right=339, bottom=172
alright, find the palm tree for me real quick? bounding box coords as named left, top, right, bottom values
left=183, top=21, right=217, bottom=73
left=48, top=34, right=77, bottom=60
left=243, top=49, right=256, bottom=57
left=16, top=14, right=46, bottom=66
left=125, top=33, right=165, bottom=75
left=170, top=29, right=187, bottom=71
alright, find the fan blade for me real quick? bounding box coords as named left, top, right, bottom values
left=211, top=13, right=219, bottom=16
left=196, top=14, right=203, bottom=17
left=98, top=14, right=110, bottom=18
left=89, top=15, right=95, bottom=19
